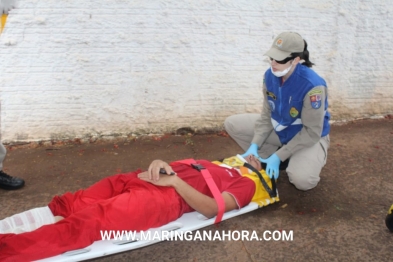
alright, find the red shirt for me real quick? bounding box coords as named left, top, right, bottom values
left=170, top=160, right=255, bottom=213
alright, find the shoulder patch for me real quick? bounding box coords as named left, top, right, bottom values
left=308, top=89, right=323, bottom=96
left=310, top=94, right=322, bottom=109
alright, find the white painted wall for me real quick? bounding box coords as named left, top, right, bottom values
left=0, top=0, right=392, bottom=142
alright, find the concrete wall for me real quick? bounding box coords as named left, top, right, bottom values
left=0, top=0, right=392, bottom=142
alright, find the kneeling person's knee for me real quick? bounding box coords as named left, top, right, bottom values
left=224, top=116, right=236, bottom=134
left=287, top=170, right=320, bottom=191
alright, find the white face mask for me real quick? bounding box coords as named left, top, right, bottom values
left=270, top=62, right=293, bottom=77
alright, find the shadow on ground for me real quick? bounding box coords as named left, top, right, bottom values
left=1, top=118, right=392, bottom=261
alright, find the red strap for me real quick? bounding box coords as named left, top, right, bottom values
left=175, top=159, right=225, bottom=224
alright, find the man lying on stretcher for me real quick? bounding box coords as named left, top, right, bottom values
left=0, top=155, right=278, bottom=261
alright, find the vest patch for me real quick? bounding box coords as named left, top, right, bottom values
left=266, top=91, right=276, bottom=100
left=290, top=107, right=299, bottom=117
left=268, top=100, right=275, bottom=112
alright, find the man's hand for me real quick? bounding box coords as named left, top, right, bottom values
left=137, top=159, right=177, bottom=185
left=260, top=153, right=281, bottom=179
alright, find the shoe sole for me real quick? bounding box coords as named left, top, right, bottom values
left=0, top=183, right=25, bottom=190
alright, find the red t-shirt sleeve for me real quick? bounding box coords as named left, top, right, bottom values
left=224, top=177, right=255, bottom=209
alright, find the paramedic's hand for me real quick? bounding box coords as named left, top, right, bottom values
left=260, top=153, right=281, bottom=179
left=143, top=159, right=177, bottom=181
left=241, top=143, right=260, bottom=159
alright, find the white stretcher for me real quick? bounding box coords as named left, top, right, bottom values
left=36, top=202, right=260, bottom=262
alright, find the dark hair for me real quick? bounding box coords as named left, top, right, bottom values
left=291, top=40, right=314, bottom=68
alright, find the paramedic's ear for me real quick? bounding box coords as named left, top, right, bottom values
left=292, top=56, right=301, bottom=66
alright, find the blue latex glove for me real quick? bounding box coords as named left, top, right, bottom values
left=241, top=143, right=260, bottom=159
left=260, top=153, right=281, bottom=179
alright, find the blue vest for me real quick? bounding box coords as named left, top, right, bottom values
left=264, top=64, right=330, bottom=144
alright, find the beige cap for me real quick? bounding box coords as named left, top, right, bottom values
left=264, top=32, right=305, bottom=61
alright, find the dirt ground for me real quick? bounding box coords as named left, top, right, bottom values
left=1, top=118, right=393, bottom=261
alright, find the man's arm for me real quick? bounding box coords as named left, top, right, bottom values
left=171, top=177, right=238, bottom=218
left=138, top=160, right=238, bottom=219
